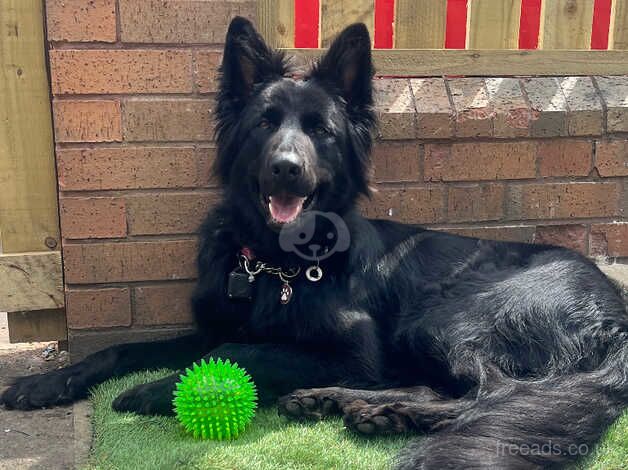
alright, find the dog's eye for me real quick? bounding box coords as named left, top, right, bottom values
left=314, top=125, right=329, bottom=136
left=258, top=118, right=272, bottom=129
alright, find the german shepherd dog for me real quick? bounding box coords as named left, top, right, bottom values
left=3, top=17, right=627, bottom=469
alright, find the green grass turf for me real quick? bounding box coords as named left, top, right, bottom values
left=86, top=370, right=628, bottom=470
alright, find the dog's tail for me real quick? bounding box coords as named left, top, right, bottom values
left=396, top=339, right=628, bottom=469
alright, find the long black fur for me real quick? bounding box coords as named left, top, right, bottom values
left=2, top=17, right=627, bottom=469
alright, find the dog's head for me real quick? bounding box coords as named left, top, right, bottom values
left=215, top=17, right=375, bottom=232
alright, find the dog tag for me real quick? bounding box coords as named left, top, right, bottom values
left=280, top=282, right=293, bottom=304
left=228, top=269, right=253, bottom=301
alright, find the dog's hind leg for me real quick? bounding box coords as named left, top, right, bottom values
left=278, top=385, right=446, bottom=421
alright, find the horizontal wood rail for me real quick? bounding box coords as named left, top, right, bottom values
left=288, top=48, right=628, bottom=76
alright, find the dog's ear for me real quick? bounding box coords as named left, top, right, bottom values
left=220, top=17, right=281, bottom=99
left=313, top=23, right=374, bottom=109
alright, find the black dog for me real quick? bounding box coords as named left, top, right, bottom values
left=3, top=18, right=627, bottom=469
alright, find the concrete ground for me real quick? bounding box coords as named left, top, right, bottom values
left=0, top=312, right=84, bottom=470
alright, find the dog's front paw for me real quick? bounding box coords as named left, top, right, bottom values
left=278, top=387, right=345, bottom=420
left=342, top=401, right=411, bottom=435
left=1, top=369, right=85, bottom=410
left=112, top=376, right=177, bottom=416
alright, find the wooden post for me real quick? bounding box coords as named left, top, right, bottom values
left=609, top=0, right=628, bottom=50
left=395, top=0, right=447, bottom=48
left=257, top=0, right=295, bottom=48
left=320, top=0, right=374, bottom=47
left=467, top=0, right=522, bottom=49
left=0, top=0, right=66, bottom=342
left=539, top=0, right=595, bottom=49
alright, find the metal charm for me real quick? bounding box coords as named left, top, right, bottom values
left=280, top=282, right=293, bottom=304
left=305, top=265, right=323, bottom=282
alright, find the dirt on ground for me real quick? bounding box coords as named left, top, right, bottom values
left=0, top=313, right=74, bottom=470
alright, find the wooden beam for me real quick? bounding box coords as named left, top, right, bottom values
left=539, top=0, right=594, bottom=49
left=283, top=49, right=628, bottom=76
left=395, top=0, right=447, bottom=48
left=467, top=0, right=522, bottom=49
left=257, top=0, right=295, bottom=48
left=0, top=252, right=64, bottom=312
left=320, top=0, right=374, bottom=47
left=0, top=0, right=59, bottom=254
left=8, top=309, right=67, bottom=343
left=609, top=0, right=628, bottom=50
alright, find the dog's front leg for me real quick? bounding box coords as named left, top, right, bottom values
left=112, top=341, right=363, bottom=415
left=1, top=333, right=206, bottom=410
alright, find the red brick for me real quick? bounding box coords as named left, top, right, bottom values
left=538, top=140, right=592, bottom=177
left=596, top=140, right=628, bottom=177
left=508, top=183, right=620, bottom=220
left=60, top=197, right=126, bottom=239
left=53, top=100, right=121, bottom=142
left=521, top=78, right=568, bottom=137
left=374, top=79, right=416, bottom=139
left=119, top=0, right=255, bottom=43
left=590, top=223, right=628, bottom=257
left=66, top=288, right=131, bottom=329
left=372, top=142, right=420, bottom=182
left=438, top=226, right=536, bottom=243
left=361, top=187, right=445, bottom=224
left=63, top=240, right=197, bottom=284
left=127, top=192, right=221, bottom=235
left=447, top=78, right=493, bottom=138
left=485, top=78, right=531, bottom=138
left=46, top=0, right=116, bottom=42
left=133, top=283, right=196, bottom=326
left=534, top=224, right=588, bottom=253
left=410, top=78, right=454, bottom=138
left=447, top=184, right=504, bottom=223
left=50, top=50, right=193, bottom=95
left=123, top=99, right=214, bottom=141
left=56, top=147, right=214, bottom=191
left=424, top=142, right=537, bottom=182
left=557, top=77, right=603, bottom=136
left=194, top=50, right=222, bottom=93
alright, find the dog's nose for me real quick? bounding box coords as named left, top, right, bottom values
left=270, top=154, right=303, bottom=182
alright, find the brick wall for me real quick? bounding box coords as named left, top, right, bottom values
left=45, top=1, right=628, bottom=357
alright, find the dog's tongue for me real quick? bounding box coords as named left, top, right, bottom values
left=269, top=194, right=305, bottom=223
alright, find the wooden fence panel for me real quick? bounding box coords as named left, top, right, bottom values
left=0, top=0, right=65, bottom=342
left=320, top=0, right=374, bottom=47
left=0, top=0, right=59, bottom=254
left=610, top=0, right=628, bottom=49
left=395, top=0, right=447, bottom=48
left=467, top=0, right=522, bottom=49
left=539, top=0, right=595, bottom=49
left=257, top=0, right=295, bottom=48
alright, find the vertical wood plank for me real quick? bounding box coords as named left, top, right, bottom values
left=609, top=0, right=628, bottom=49
left=395, top=0, right=447, bottom=48
left=320, top=0, right=374, bottom=47
left=0, top=0, right=59, bottom=254
left=539, top=0, right=595, bottom=49
left=257, top=0, right=295, bottom=48
left=466, top=0, right=522, bottom=49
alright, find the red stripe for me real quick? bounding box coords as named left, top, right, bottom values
left=591, top=0, right=612, bottom=49
left=518, top=0, right=542, bottom=49
left=295, top=0, right=319, bottom=48
left=374, top=0, right=395, bottom=48
left=445, top=0, right=468, bottom=49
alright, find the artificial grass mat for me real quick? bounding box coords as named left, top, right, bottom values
left=86, top=370, right=628, bottom=470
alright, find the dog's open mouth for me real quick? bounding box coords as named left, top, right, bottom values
left=265, top=192, right=315, bottom=225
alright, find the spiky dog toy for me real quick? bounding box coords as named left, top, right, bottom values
left=173, top=358, right=258, bottom=440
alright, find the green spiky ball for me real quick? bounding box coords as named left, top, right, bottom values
left=173, top=358, right=257, bottom=440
